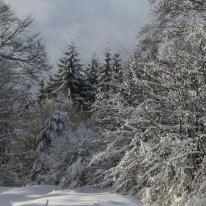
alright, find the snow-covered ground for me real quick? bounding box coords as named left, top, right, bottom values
left=0, top=185, right=144, bottom=206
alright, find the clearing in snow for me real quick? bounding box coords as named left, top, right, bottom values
left=0, top=185, right=144, bottom=206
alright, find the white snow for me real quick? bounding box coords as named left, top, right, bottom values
left=0, top=185, right=144, bottom=206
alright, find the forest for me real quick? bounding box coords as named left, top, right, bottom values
left=0, top=0, right=206, bottom=205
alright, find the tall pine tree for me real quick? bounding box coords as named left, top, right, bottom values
left=46, top=43, right=85, bottom=106
left=111, top=53, right=123, bottom=93
left=112, top=53, right=122, bottom=76
left=37, top=80, right=47, bottom=103
left=97, top=48, right=113, bottom=100
left=85, top=54, right=99, bottom=104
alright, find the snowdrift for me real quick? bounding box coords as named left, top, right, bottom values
left=0, top=185, right=144, bottom=206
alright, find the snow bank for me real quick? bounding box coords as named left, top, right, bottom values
left=0, top=185, right=144, bottom=206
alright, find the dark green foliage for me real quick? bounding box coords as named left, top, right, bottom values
left=38, top=80, right=47, bottom=103
left=45, top=43, right=85, bottom=107
left=97, top=48, right=113, bottom=100
left=111, top=53, right=123, bottom=93
left=85, top=55, right=99, bottom=104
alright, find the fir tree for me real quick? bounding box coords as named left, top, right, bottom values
left=111, top=1, right=206, bottom=205
left=38, top=80, right=47, bottom=103
left=85, top=54, right=99, bottom=104
left=111, top=53, right=123, bottom=93
left=46, top=43, right=85, bottom=107
left=92, top=49, right=126, bottom=134
left=97, top=48, right=113, bottom=100
left=112, top=53, right=122, bottom=77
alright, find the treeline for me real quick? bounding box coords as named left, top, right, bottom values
left=38, top=43, right=124, bottom=111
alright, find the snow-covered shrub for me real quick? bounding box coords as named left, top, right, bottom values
left=32, top=110, right=98, bottom=187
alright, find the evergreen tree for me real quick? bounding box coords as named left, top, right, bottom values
left=92, top=50, right=126, bottom=135
left=111, top=53, right=123, bottom=93
left=112, top=53, right=122, bottom=78
left=85, top=54, right=99, bottom=104
left=37, top=80, right=47, bottom=103
left=45, top=75, right=60, bottom=98
left=97, top=48, right=113, bottom=100
left=46, top=43, right=85, bottom=106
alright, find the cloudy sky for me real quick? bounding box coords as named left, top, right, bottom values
left=7, top=0, right=150, bottom=66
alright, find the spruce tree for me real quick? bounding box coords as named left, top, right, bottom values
left=112, top=53, right=122, bottom=77
left=85, top=54, right=99, bottom=104
left=37, top=80, right=47, bottom=103
left=45, top=76, right=54, bottom=98
left=92, top=49, right=126, bottom=134
left=97, top=48, right=113, bottom=100
left=46, top=43, right=85, bottom=106
left=111, top=53, right=123, bottom=93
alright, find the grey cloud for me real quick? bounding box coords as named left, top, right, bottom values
left=7, top=0, right=150, bottom=68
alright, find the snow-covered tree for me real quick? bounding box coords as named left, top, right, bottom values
left=111, top=0, right=206, bottom=205
left=46, top=43, right=85, bottom=107
left=92, top=49, right=118, bottom=129
left=112, top=53, right=123, bottom=83
left=38, top=80, right=47, bottom=103
left=0, top=1, right=49, bottom=80
left=0, top=0, right=50, bottom=186
left=89, top=53, right=139, bottom=187
left=32, top=110, right=99, bottom=187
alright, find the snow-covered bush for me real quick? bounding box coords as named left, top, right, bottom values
left=32, top=110, right=98, bottom=187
